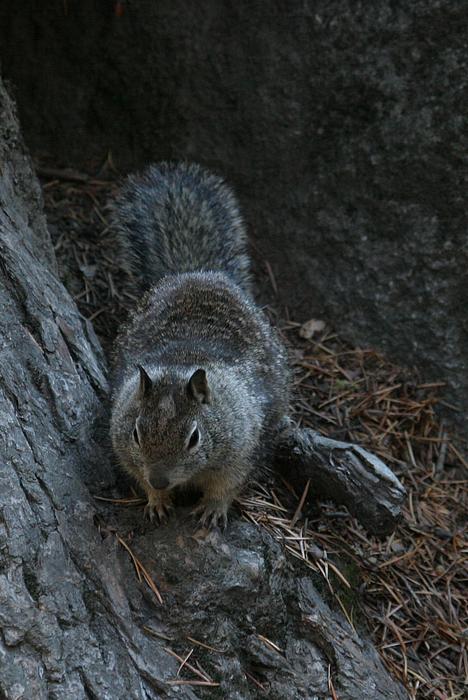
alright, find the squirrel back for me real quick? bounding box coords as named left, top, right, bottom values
left=111, top=161, right=251, bottom=293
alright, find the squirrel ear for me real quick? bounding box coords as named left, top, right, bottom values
left=188, top=368, right=211, bottom=404
left=137, top=365, right=152, bottom=399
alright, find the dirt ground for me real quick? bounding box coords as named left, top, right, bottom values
left=39, top=161, right=467, bottom=700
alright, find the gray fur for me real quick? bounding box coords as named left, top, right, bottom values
left=111, top=161, right=252, bottom=294
left=110, top=163, right=289, bottom=526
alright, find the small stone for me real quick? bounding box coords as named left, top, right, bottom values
left=299, top=319, right=325, bottom=340
left=390, top=541, right=405, bottom=554
left=79, top=263, right=97, bottom=279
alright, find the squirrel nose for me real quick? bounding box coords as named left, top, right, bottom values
left=149, top=475, right=169, bottom=490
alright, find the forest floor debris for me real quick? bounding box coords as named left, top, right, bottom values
left=41, top=168, right=467, bottom=700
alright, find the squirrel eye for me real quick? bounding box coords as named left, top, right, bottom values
left=187, top=426, right=200, bottom=451
left=133, top=425, right=140, bottom=446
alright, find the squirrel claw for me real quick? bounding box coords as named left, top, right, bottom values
left=144, top=491, right=173, bottom=523
left=192, top=501, right=229, bottom=530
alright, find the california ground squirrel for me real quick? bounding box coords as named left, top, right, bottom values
left=110, top=162, right=289, bottom=527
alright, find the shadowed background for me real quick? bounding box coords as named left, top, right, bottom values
left=1, top=0, right=466, bottom=437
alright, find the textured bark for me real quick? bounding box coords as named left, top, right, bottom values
left=0, top=77, right=407, bottom=699
left=275, top=420, right=406, bottom=536
left=0, top=78, right=178, bottom=700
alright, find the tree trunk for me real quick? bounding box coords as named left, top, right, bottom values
left=0, top=78, right=406, bottom=699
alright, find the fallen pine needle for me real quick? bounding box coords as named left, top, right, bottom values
left=95, top=495, right=146, bottom=506
left=245, top=670, right=268, bottom=691
left=177, top=648, right=194, bottom=676
left=186, top=636, right=225, bottom=653
left=164, top=647, right=213, bottom=683
left=328, top=665, right=339, bottom=700
left=290, top=478, right=311, bottom=527
left=143, top=625, right=173, bottom=641
left=116, top=535, right=163, bottom=604
left=166, top=679, right=220, bottom=686
left=257, top=633, right=284, bottom=654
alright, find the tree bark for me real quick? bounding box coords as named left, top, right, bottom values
left=0, top=78, right=406, bottom=699
left=275, top=419, right=406, bottom=536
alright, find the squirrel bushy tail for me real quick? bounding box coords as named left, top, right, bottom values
left=112, top=161, right=252, bottom=293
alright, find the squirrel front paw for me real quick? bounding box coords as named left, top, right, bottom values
left=192, top=497, right=231, bottom=530
left=144, top=489, right=173, bottom=523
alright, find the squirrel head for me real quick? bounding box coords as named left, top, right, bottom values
left=126, top=365, right=216, bottom=490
